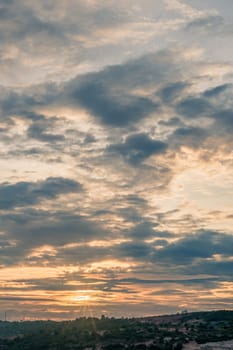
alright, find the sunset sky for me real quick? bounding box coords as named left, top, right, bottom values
left=0, top=0, right=233, bottom=320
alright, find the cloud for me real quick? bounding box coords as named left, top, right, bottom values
left=0, top=0, right=188, bottom=86
left=169, top=126, right=207, bottom=149
left=0, top=87, right=57, bottom=123
left=186, top=14, right=224, bottom=33
left=56, top=48, right=191, bottom=126
left=1, top=50, right=178, bottom=127
left=155, top=230, right=233, bottom=264
left=112, top=276, right=222, bottom=287
left=107, top=133, right=167, bottom=165
left=176, top=97, right=212, bottom=119
left=0, top=177, right=82, bottom=210
left=27, top=117, right=65, bottom=143
left=126, top=222, right=173, bottom=240
left=192, top=260, right=233, bottom=277
left=203, top=83, right=230, bottom=98
left=159, top=81, right=189, bottom=104
left=0, top=208, right=112, bottom=257
left=70, top=80, right=157, bottom=126
left=117, top=241, right=153, bottom=259
left=213, top=109, right=233, bottom=132
left=0, top=296, right=52, bottom=302
left=2, top=48, right=225, bottom=134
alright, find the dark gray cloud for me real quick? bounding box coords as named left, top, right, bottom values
left=171, top=83, right=233, bottom=143
left=213, top=109, right=233, bottom=131
left=169, top=126, right=207, bottom=149
left=117, top=241, right=153, bottom=259
left=203, top=83, right=230, bottom=98
left=2, top=49, right=231, bottom=145
left=0, top=87, right=57, bottom=123
left=0, top=208, right=111, bottom=257
left=158, top=81, right=189, bottom=104
left=0, top=212, right=171, bottom=266
left=70, top=80, right=157, bottom=126
left=1, top=49, right=231, bottom=157
left=53, top=49, right=188, bottom=127
left=155, top=230, right=233, bottom=264
left=191, top=260, right=233, bottom=277
left=0, top=177, right=81, bottom=210
left=27, top=118, right=65, bottom=143
left=0, top=296, right=52, bottom=302
left=63, top=229, right=233, bottom=271
left=1, top=51, right=174, bottom=127
left=107, top=133, right=167, bottom=165
left=67, top=49, right=181, bottom=92
left=113, top=277, right=223, bottom=287
left=126, top=222, right=173, bottom=240
left=176, top=97, right=212, bottom=119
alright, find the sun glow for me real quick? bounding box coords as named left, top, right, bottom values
left=69, top=290, right=97, bottom=303
left=73, top=295, right=90, bottom=302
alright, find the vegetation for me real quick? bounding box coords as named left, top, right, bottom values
left=0, top=310, right=232, bottom=349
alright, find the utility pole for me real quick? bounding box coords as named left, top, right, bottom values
left=4, top=311, right=7, bottom=322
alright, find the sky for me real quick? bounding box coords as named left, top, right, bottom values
left=0, top=0, right=233, bottom=320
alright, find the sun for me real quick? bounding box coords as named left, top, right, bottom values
left=73, top=295, right=90, bottom=301
left=69, top=290, right=95, bottom=303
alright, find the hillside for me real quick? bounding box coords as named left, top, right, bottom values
left=0, top=310, right=232, bottom=349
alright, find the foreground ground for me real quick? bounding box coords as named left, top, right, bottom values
left=0, top=310, right=232, bottom=349
left=183, top=340, right=233, bottom=349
